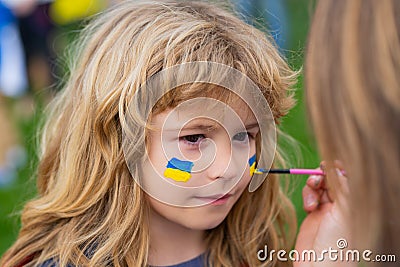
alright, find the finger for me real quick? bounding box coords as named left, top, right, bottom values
left=306, top=175, right=325, bottom=190
left=320, top=160, right=326, bottom=171
left=302, top=185, right=320, bottom=212
left=316, top=161, right=328, bottom=189
left=308, top=174, right=332, bottom=204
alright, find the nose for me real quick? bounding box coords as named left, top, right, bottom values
left=205, top=138, right=238, bottom=181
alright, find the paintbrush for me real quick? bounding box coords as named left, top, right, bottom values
left=255, top=168, right=346, bottom=176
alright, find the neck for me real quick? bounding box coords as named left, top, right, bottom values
left=148, top=208, right=206, bottom=266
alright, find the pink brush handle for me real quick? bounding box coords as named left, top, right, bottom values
left=289, top=169, right=325, bottom=175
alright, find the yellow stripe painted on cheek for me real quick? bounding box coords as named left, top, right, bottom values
left=164, top=168, right=192, bottom=182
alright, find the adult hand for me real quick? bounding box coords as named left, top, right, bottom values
left=294, top=162, right=353, bottom=267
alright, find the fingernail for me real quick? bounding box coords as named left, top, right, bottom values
left=314, top=176, right=321, bottom=187
left=336, top=168, right=344, bottom=177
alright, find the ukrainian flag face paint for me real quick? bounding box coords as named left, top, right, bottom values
left=249, top=154, right=256, bottom=176
left=164, top=157, right=194, bottom=182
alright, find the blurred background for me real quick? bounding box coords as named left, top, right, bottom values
left=0, top=0, right=317, bottom=254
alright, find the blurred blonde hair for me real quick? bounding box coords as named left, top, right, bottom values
left=306, top=0, right=400, bottom=263
left=1, top=1, right=298, bottom=266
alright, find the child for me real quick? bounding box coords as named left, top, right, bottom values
left=297, top=0, right=400, bottom=266
left=0, top=1, right=298, bottom=266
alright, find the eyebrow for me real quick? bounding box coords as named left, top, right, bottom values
left=161, top=116, right=260, bottom=132
left=180, top=121, right=260, bottom=132
left=179, top=122, right=219, bottom=132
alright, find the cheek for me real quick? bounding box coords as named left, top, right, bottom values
left=241, top=171, right=252, bottom=188
left=147, top=137, right=165, bottom=167
left=232, top=168, right=252, bottom=197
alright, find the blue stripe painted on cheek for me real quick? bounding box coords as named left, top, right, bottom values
left=249, top=154, right=256, bottom=166
left=166, top=157, right=194, bottom=172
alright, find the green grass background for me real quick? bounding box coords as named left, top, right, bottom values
left=0, top=0, right=318, bottom=255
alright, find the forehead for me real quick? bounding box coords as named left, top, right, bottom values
left=151, top=83, right=255, bottom=121
left=150, top=97, right=257, bottom=132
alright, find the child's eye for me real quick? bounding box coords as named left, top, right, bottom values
left=233, top=132, right=251, bottom=142
left=180, top=134, right=205, bottom=145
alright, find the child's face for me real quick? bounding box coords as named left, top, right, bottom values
left=141, top=97, right=259, bottom=230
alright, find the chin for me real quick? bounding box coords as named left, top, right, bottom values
left=186, top=213, right=228, bottom=230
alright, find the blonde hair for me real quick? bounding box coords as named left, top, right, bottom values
left=306, top=0, right=400, bottom=263
left=1, top=1, right=298, bottom=266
